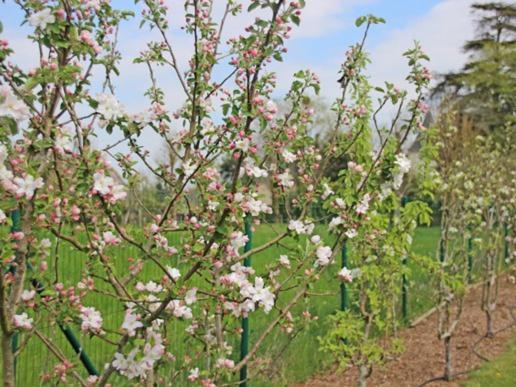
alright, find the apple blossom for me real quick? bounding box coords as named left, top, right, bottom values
left=79, top=306, right=103, bottom=333
left=337, top=267, right=353, bottom=283
left=395, top=153, right=411, bottom=174
left=11, top=175, right=44, bottom=199
left=279, top=255, right=290, bottom=268
left=28, top=8, right=55, bottom=29
left=288, top=219, right=314, bottom=235
left=277, top=171, right=295, bottom=188
left=13, top=313, right=33, bottom=330
left=0, top=86, right=30, bottom=121
left=96, top=93, right=125, bottom=120
left=166, top=266, right=181, bottom=281
left=21, top=289, right=36, bottom=302
left=184, top=288, right=197, bottom=305
left=315, top=246, right=332, bottom=267
left=121, top=310, right=143, bottom=337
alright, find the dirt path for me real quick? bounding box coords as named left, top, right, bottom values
left=298, top=275, right=516, bottom=387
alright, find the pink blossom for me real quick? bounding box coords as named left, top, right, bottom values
left=13, top=313, right=33, bottom=330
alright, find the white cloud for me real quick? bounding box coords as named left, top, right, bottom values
left=367, top=0, right=477, bottom=95
left=292, top=0, right=377, bottom=38
left=301, top=0, right=479, bottom=124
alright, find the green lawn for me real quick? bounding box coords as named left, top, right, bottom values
left=462, top=334, right=516, bottom=387
left=8, top=226, right=442, bottom=386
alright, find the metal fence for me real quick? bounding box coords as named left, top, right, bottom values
left=5, top=206, right=511, bottom=386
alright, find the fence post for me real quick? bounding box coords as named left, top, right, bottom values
left=59, top=324, right=99, bottom=376
left=401, top=196, right=409, bottom=323
left=504, top=223, right=509, bottom=265
left=467, top=232, right=473, bottom=282
left=340, top=241, right=349, bottom=311
left=239, top=215, right=253, bottom=387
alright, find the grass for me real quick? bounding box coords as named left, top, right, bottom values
left=8, top=225, right=441, bottom=386
left=462, top=333, right=516, bottom=387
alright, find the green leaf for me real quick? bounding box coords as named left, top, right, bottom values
left=0, top=116, right=18, bottom=135
left=355, top=16, right=367, bottom=27
left=273, top=52, right=283, bottom=62
left=248, top=2, right=260, bottom=12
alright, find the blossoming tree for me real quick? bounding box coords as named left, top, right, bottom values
left=0, top=1, right=433, bottom=386
left=460, top=127, right=515, bottom=338
left=318, top=37, right=434, bottom=385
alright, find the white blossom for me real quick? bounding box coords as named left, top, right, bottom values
left=135, top=281, right=163, bottom=293
left=329, top=216, right=344, bottom=230
left=187, top=368, right=200, bottom=382
left=231, top=231, right=249, bottom=251
left=395, top=153, right=411, bottom=174
left=337, top=267, right=353, bottom=283
left=13, top=313, right=33, bottom=330
left=240, top=277, right=275, bottom=314
left=166, top=300, right=193, bottom=319
left=80, top=306, right=103, bottom=333
left=282, top=149, right=297, bottom=163
left=243, top=158, right=268, bottom=178
left=12, top=175, right=44, bottom=199
left=166, top=266, right=181, bottom=281
left=244, top=197, right=272, bottom=216
left=185, top=288, right=197, bottom=305
left=288, top=219, right=314, bottom=235
left=279, top=255, right=290, bottom=268
left=92, top=172, right=126, bottom=203
left=315, top=246, right=332, bottom=267
left=356, top=193, right=371, bottom=215
left=96, top=93, right=125, bottom=120
left=345, top=228, right=358, bottom=239
left=0, top=86, right=30, bottom=122
left=0, top=209, right=7, bottom=223
left=21, top=289, right=36, bottom=301
left=278, top=171, right=294, bottom=188
left=322, top=183, right=334, bottom=199
left=121, top=310, right=143, bottom=336
left=28, top=8, right=55, bottom=29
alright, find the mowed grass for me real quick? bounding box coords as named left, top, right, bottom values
left=9, top=226, right=441, bottom=386
left=462, top=333, right=516, bottom=387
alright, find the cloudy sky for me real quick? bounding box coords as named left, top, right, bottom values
left=0, top=0, right=481, bottom=159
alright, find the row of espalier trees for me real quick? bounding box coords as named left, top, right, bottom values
left=0, top=1, right=511, bottom=387
left=427, top=111, right=515, bottom=384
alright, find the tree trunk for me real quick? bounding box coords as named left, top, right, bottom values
left=358, top=365, right=370, bottom=387
left=2, top=332, right=15, bottom=387
left=486, top=307, right=494, bottom=338
left=443, top=336, right=452, bottom=381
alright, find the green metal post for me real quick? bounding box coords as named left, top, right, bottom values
left=10, top=209, right=21, bottom=382
left=504, top=223, right=509, bottom=265
left=467, top=235, right=473, bottom=282
left=401, top=196, right=409, bottom=323
left=59, top=324, right=99, bottom=375
left=240, top=215, right=253, bottom=387
left=340, top=242, right=349, bottom=311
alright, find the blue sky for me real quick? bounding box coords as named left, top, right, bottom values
left=0, top=0, right=478, bottom=160
left=1, top=0, right=478, bottom=101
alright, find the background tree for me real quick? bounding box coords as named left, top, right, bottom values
left=433, top=2, right=516, bottom=133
